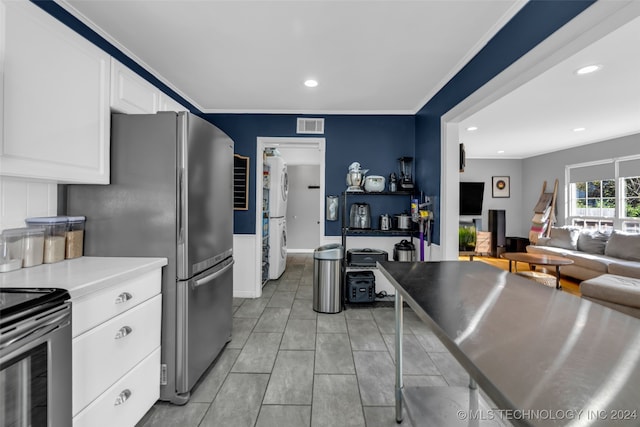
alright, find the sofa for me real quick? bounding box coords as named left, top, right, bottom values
left=526, top=227, right=640, bottom=281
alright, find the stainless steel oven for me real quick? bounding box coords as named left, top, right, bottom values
left=1, top=288, right=72, bottom=427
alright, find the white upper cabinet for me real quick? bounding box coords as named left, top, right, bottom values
left=1, top=1, right=110, bottom=184
left=111, top=58, right=187, bottom=114
left=110, top=59, right=159, bottom=114
left=158, top=92, right=188, bottom=112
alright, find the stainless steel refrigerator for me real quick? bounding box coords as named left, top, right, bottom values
left=66, top=111, right=234, bottom=404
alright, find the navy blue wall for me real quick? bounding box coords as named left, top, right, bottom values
left=414, top=0, right=595, bottom=244
left=205, top=114, right=415, bottom=235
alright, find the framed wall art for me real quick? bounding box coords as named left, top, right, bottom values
left=492, top=176, right=510, bottom=198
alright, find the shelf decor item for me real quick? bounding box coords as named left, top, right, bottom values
left=492, top=176, right=510, bottom=198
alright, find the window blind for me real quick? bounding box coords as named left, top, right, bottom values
left=618, top=158, right=640, bottom=178
left=569, top=162, right=615, bottom=183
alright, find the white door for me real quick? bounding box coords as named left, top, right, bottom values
left=286, top=165, right=321, bottom=251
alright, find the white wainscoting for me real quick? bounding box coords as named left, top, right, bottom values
left=233, top=233, right=441, bottom=299
left=0, top=177, right=57, bottom=230
left=232, top=234, right=261, bottom=298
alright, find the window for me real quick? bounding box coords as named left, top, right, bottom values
left=622, top=176, right=640, bottom=232
left=623, top=176, right=640, bottom=217
left=567, top=157, right=640, bottom=234
left=570, top=180, right=616, bottom=232
left=571, top=180, right=616, bottom=218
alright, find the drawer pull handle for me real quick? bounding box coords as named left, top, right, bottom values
left=114, top=389, right=132, bottom=406
left=115, top=326, right=133, bottom=339
left=115, top=292, right=133, bottom=304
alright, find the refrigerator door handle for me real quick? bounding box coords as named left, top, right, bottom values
left=193, top=259, right=234, bottom=288
left=178, top=168, right=185, bottom=244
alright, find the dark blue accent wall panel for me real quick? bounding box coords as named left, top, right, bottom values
left=204, top=114, right=415, bottom=235
left=414, top=0, right=595, bottom=244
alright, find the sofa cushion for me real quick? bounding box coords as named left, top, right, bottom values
left=535, top=237, right=551, bottom=246
left=565, top=251, right=611, bottom=273
left=526, top=244, right=570, bottom=257
left=547, top=226, right=580, bottom=250
left=526, top=245, right=610, bottom=273
left=605, top=231, right=640, bottom=261
left=576, top=230, right=610, bottom=255
left=608, top=261, right=640, bottom=279
left=580, top=274, right=640, bottom=309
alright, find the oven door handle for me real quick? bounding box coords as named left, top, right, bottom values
left=0, top=312, right=69, bottom=350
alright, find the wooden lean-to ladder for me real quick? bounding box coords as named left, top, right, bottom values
left=529, top=179, right=558, bottom=244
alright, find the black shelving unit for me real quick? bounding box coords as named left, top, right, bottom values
left=340, top=190, right=416, bottom=263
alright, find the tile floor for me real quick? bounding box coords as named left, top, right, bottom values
left=136, top=254, right=477, bottom=427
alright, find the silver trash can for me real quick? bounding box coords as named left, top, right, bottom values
left=313, top=244, right=344, bottom=313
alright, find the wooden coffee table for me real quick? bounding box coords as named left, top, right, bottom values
left=501, top=252, right=574, bottom=289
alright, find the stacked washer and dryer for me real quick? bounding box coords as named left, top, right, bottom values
left=266, top=155, right=288, bottom=279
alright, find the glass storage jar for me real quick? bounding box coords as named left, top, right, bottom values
left=25, top=217, right=67, bottom=264
left=0, top=228, right=24, bottom=272
left=21, top=227, right=45, bottom=267
left=65, top=216, right=85, bottom=259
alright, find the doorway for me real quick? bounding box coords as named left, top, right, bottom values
left=286, top=165, right=321, bottom=251
left=255, top=137, right=325, bottom=291
left=439, top=1, right=628, bottom=260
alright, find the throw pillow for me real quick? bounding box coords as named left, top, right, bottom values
left=577, top=230, right=610, bottom=255
left=547, top=226, right=580, bottom=250
left=605, top=231, right=640, bottom=261
left=536, top=237, right=551, bottom=246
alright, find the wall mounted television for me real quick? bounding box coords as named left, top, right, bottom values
left=460, top=182, right=485, bottom=216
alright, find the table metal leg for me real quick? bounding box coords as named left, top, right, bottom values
left=508, top=260, right=513, bottom=272
left=555, top=266, right=562, bottom=289
left=395, top=293, right=404, bottom=423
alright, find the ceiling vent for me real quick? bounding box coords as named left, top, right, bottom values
left=297, top=118, right=325, bottom=134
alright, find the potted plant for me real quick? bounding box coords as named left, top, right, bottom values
left=459, top=225, right=477, bottom=252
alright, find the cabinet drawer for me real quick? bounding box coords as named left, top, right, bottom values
left=73, top=347, right=160, bottom=427
left=72, top=269, right=161, bottom=337
left=73, top=295, right=161, bottom=414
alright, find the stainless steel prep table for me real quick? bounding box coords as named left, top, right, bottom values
left=378, top=260, right=640, bottom=427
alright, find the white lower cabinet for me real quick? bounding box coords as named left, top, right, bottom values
left=73, top=348, right=161, bottom=427
left=72, top=270, right=162, bottom=426
left=71, top=269, right=161, bottom=337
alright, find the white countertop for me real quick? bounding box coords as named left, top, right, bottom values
left=0, top=256, right=167, bottom=299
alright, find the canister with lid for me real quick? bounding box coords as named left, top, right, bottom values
left=21, top=227, right=45, bottom=267
left=0, top=228, right=24, bottom=272
left=65, top=216, right=86, bottom=259
left=25, top=217, right=67, bottom=263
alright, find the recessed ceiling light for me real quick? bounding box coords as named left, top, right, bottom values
left=575, top=65, right=601, bottom=75
left=304, top=79, right=318, bottom=88
left=497, top=150, right=505, bottom=154
left=573, top=127, right=586, bottom=132
left=466, top=126, right=478, bottom=131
